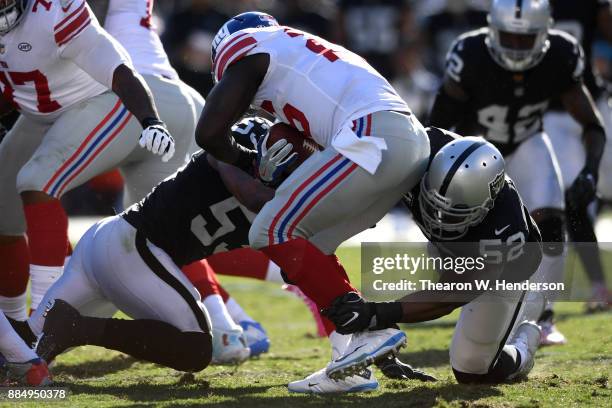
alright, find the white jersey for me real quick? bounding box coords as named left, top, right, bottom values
left=213, top=26, right=410, bottom=173
left=105, top=0, right=178, bottom=80
left=0, top=0, right=116, bottom=117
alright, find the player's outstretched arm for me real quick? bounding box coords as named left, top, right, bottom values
left=207, top=154, right=274, bottom=213
left=561, top=83, right=606, bottom=207
left=195, top=54, right=269, bottom=171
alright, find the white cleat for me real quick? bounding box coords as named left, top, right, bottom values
left=539, top=320, right=567, bottom=346
left=326, top=328, right=407, bottom=380
left=288, top=366, right=378, bottom=394
left=508, top=321, right=541, bottom=380
left=211, top=328, right=250, bottom=365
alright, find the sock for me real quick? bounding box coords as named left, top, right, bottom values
left=24, top=200, right=68, bottom=267
left=203, top=294, right=240, bottom=331
left=329, top=330, right=351, bottom=360
left=79, top=316, right=212, bottom=372
left=265, top=261, right=284, bottom=283
left=260, top=238, right=357, bottom=309
left=0, top=292, right=28, bottom=321
left=207, top=248, right=270, bottom=280
left=25, top=200, right=68, bottom=311
left=29, top=265, right=63, bottom=311
left=0, top=238, right=30, bottom=318
left=182, top=260, right=222, bottom=298
left=226, top=297, right=255, bottom=324
left=0, top=313, right=37, bottom=363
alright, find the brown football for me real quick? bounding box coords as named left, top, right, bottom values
left=266, top=122, right=322, bottom=171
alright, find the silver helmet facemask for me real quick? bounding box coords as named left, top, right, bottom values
left=486, top=0, right=552, bottom=71
left=0, top=0, right=26, bottom=35
left=418, top=135, right=506, bottom=240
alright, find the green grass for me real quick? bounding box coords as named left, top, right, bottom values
left=3, top=247, right=610, bottom=407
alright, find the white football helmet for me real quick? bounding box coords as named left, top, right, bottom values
left=486, top=0, right=552, bottom=71
left=0, top=0, right=26, bottom=35
left=419, top=132, right=506, bottom=240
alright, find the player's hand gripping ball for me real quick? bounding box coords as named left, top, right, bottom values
left=139, top=119, right=176, bottom=162
left=256, top=123, right=321, bottom=186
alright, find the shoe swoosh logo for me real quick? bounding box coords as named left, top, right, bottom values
left=342, top=312, right=359, bottom=327
left=308, top=382, right=319, bottom=387
left=495, top=225, right=510, bottom=235
left=334, top=345, right=365, bottom=362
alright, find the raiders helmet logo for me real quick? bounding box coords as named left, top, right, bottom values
left=488, top=171, right=505, bottom=199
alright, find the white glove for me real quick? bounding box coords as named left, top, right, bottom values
left=256, top=133, right=297, bottom=185
left=139, top=121, right=175, bottom=162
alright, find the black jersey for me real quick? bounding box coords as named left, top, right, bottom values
left=404, top=128, right=542, bottom=281
left=444, top=28, right=584, bottom=155
left=551, top=0, right=611, bottom=103
left=122, top=152, right=254, bottom=267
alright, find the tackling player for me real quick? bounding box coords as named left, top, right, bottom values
left=322, top=128, right=545, bottom=388
left=429, top=0, right=606, bottom=345
left=196, top=12, right=430, bottom=388
left=12, top=119, right=276, bottom=372
left=0, top=0, right=192, bottom=320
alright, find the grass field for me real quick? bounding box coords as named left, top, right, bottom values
left=2, top=247, right=610, bottom=408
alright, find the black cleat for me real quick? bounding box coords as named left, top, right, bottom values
left=36, top=299, right=83, bottom=363
left=376, top=355, right=437, bottom=382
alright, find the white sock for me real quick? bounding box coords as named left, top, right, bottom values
left=265, top=261, right=284, bottom=283
left=226, top=297, right=255, bottom=324
left=329, top=330, right=351, bottom=360
left=203, top=294, right=240, bottom=332
left=510, top=343, right=529, bottom=371
left=0, top=292, right=27, bottom=321
left=0, top=313, right=37, bottom=363
left=30, top=264, right=63, bottom=311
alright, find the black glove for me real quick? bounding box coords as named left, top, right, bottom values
left=566, top=166, right=597, bottom=210
left=376, top=355, right=437, bottom=382
left=321, top=292, right=403, bottom=335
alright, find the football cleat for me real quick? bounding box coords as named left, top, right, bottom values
left=288, top=366, right=378, bottom=394
left=375, top=355, right=437, bottom=382
left=585, top=285, right=610, bottom=314
left=239, top=321, right=270, bottom=357
left=538, top=310, right=566, bottom=346
left=326, top=328, right=407, bottom=380
left=211, top=327, right=250, bottom=365
left=36, top=299, right=82, bottom=363
left=283, top=284, right=327, bottom=337
left=508, top=321, right=541, bottom=380
left=2, top=358, right=52, bottom=386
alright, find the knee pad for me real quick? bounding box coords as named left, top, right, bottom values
left=533, top=212, right=566, bottom=256
left=175, top=332, right=212, bottom=372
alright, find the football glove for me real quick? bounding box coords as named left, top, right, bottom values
left=321, top=292, right=403, bottom=335
left=256, top=132, right=297, bottom=187
left=375, top=355, right=437, bottom=382
left=139, top=119, right=175, bottom=162
left=566, top=166, right=597, bottom=210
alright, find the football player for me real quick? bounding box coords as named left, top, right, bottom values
left=545, top=0, right=612, bottom=314
left=196, top=11, right=430, bottom=389
left=12, top=118, right=277, bottom=372
left=0, top=0, right=194, bottom=320
left=429, top=0, right=606, bottom=345
left=322, top=128, right=545, bottom=388
left=0, top=313, right=50, bottom=386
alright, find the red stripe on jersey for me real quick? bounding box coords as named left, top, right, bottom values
left=214, top=32, right=248, bottom=63
left=56, top=17, right=90, bottom=47
left=215, top=38, right=257, bottom=81
left=54, top=0, right=85, bottom=31
left=54, top=5, right=90, bottom=46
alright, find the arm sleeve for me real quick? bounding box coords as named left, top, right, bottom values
left=57, top=3, right=133, bottom=89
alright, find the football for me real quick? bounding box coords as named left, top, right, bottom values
left=266, top=122, right=322, bottom=171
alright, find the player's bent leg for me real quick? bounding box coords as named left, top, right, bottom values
left=0, top=117, right=49, bottom=319
left=450, top=290, right=540, bottom=383
left=61, top=216, right=213, bottom=372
